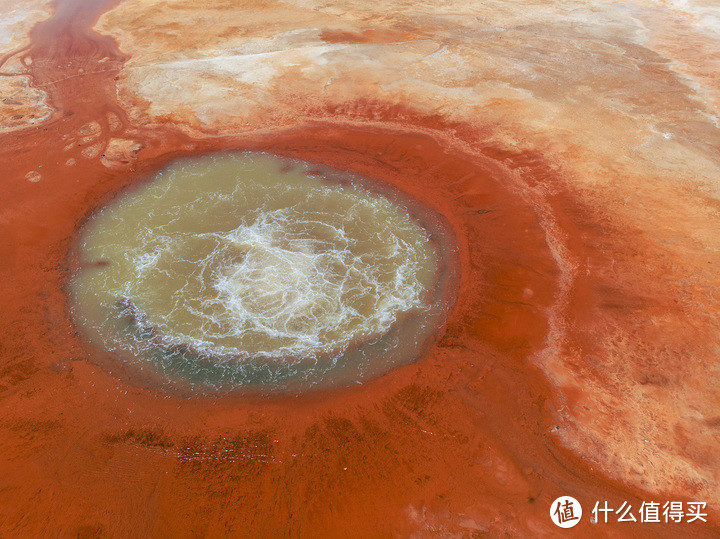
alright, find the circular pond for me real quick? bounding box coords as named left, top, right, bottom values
left=70, top=152, right=457, bottom=392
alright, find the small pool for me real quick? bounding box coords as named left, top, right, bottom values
left=69, top=152, right=456, bottom=392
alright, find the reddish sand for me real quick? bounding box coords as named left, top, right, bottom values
left=0, top=0, right=717, bottom=537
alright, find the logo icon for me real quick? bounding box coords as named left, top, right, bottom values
left=551, top=496, right=582, bottom=528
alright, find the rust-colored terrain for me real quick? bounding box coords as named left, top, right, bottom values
left=1, top=0, right=719, bottom=536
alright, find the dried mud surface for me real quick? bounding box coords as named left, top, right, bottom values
left=1, top=0, right=719, bottom=536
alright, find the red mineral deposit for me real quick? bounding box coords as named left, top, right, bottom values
left=1, top=0, right=719, bottom=536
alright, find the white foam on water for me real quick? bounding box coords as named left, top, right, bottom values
left=70, top=153, right=447, bottom=391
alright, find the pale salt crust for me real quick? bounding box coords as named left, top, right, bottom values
left=0, top=0, right=53, bottom=131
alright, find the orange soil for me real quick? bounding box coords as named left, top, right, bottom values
left=0, top=0, right=717, bottom=536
